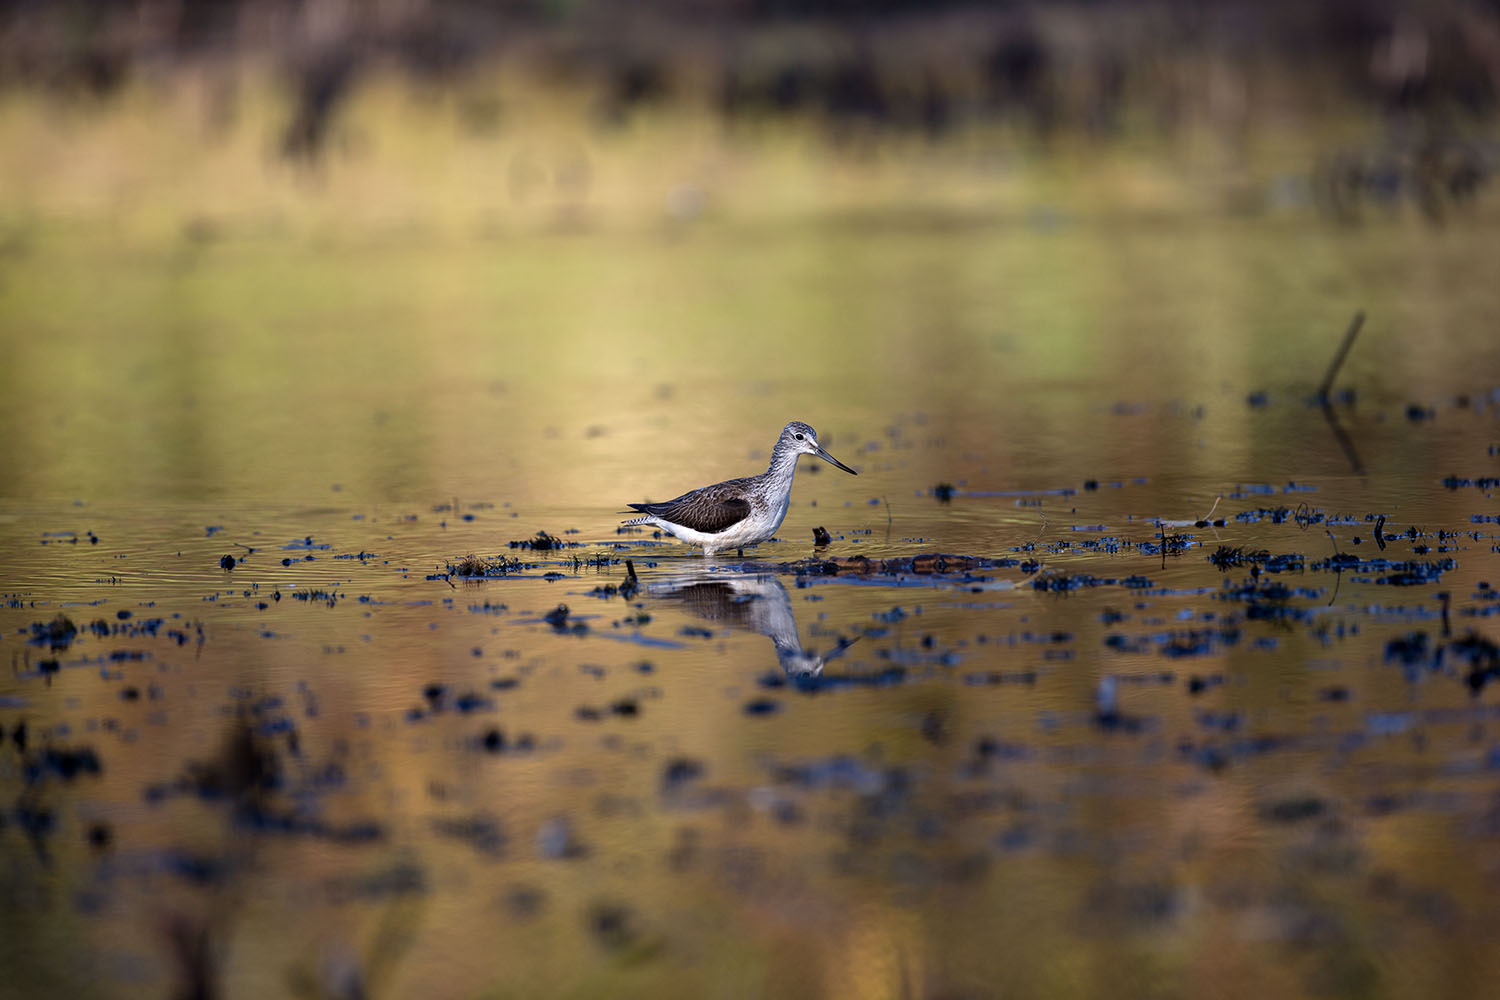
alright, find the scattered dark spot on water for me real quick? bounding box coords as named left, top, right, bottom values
left=86, top=821, right=112, bottom=851
left=431, top=812, right=507, bottom=857
left=24, top=744, right=102, bottom=784
left=743, top=697, right=780, bottom=715
left=326, top=863, right=426, bottom=903
left=506, top=885, right=546, bottom=920
left=789, top=666, right=907, bottom=692
left=1186, top=675, right=1221, bottom=695
left=587, top=903, right=638, bottom=950
left=1454, top=632, right=1500, bottom=693
left=455, top=691, right=493, bottom=713
left=219, top=554, right=235, bottom=571
left=511, top=531, right=565, bottom=551
left=29, top=614, right=77, bottom=651
left=1085, top=880, right=1181, bottom=925
left=919, top=710, right=947, bottom=745
left=1443, top=475, right=1500, bottom=490
left=165, top=850, right=233, bottom=886
left=812, top=525, right=832, bottom=545
left=1261, top=797, right=1327, bottom=823
left=661, top=758, right=704, bottom=793
left=963, top=670, right=1037, bottom=685
left=780, top=552, right=1009, bottom=580
left=1094, top=708, right=1145, bottom=733
left=537, top=815, right=587, bottom=859
left=160, top=720, right=279, bottom=805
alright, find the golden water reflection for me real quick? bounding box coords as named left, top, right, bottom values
left=2, top=148, right=1500, bottom=998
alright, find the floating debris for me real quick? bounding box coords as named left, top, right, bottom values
left=510, top=531, right=564, bottom=551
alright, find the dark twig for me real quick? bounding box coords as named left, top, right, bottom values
left=1318, top=310, right=1364, bottom=403
left=1321, top=402, right=1365, bottom=475
left=1325, top=530, right=1342, bottom=606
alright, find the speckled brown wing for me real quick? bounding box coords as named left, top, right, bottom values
left=627, top=480, right=752, bottom=534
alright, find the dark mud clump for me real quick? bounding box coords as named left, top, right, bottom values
left=588, top=903, right=640, bottom=950
left=661, top=757, right=704, bottom=794
left=24, top=745, right=102, bottom=784
left=784, top=553, right=1009, bottom=578
left=510, top=531, right=564, bottom=551
left=431, top=812, right=507, bottom=857
left=453, top=554, right=488, bottom=576
left=479, top=727, right=534, bottom=754
left=448, top=554, right=525, bottom=577
left=29, top=614, right=77, bottom=651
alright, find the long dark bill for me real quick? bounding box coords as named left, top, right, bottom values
left=816, top=446, right=858, bottom=475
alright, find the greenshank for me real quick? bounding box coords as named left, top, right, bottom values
left=623, top=421, right=857, bottom=556
left=648, top=570, right=857, bottom=676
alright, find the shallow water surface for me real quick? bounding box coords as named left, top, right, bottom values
left=2, top=215, right=1500, bottom=999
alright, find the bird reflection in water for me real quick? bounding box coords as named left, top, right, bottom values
left=646, top=571, right=854, bottom=678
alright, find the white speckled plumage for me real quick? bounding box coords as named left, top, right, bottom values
left=622, top=421, right=857, bottom=556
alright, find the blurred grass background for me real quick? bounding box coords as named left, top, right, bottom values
left=0, top=0, right=1496, bottom=241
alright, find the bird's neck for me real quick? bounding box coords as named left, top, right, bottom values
left=766, top=441, right=801, bottom=484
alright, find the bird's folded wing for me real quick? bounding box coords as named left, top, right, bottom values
left=628, top=493, right=750, bottom=534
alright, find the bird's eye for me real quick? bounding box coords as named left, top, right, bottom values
left=795, top=433, right=805, bottom=440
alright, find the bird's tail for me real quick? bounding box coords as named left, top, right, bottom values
left=621, top=502, right=656, bottom=526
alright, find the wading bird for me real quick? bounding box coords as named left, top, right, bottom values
left=622, top=421, right=857, bottom=556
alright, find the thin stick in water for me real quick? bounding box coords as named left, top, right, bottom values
left=1318, top=311, right=1365, bottom=402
